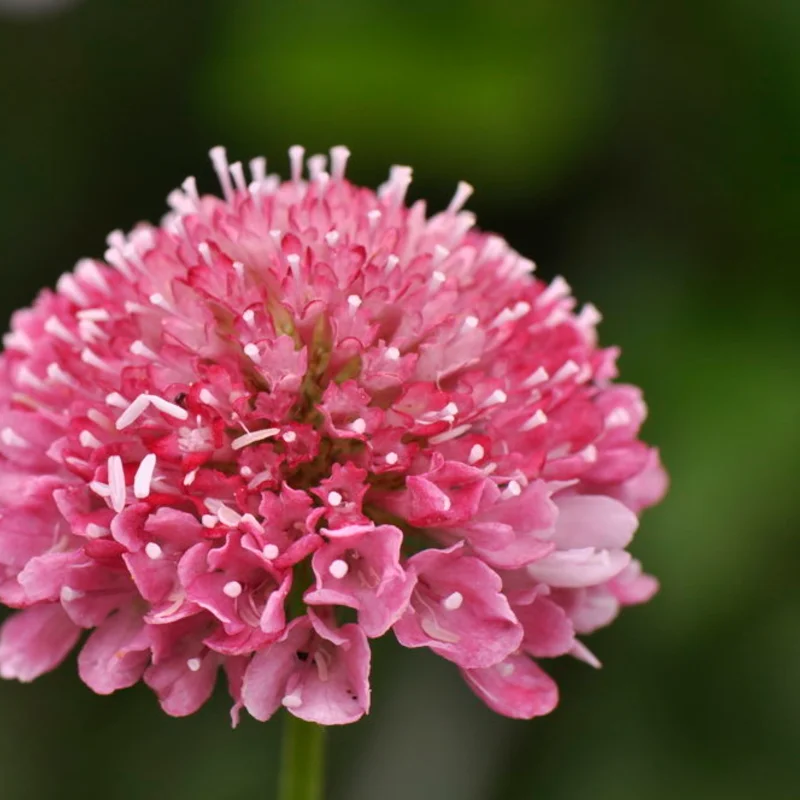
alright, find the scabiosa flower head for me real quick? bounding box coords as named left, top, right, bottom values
left=0, top=146, right=667, bottom=724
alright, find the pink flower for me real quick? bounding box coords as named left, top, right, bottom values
left=0, top=145, right=667, bottom=723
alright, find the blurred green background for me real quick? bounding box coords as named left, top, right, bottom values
left=0, top=1, right=798, bottom=798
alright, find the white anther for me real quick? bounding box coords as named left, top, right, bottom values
left=242, top=309, right=256, bottom=325
left=107, top=455, right=126, bottom=513
left=327, top=491, right=343, bottom=507
left=105, top=392, right=129, bottom=409
left=430, top=269, right=447, bottom=290
left=183, top=469, right=198, bottom=486
left=231, top=428, right=280, bottom=450
left=1, top=428, right=29, bottom=448
left=385, top=346, right=400, bottom=360
left=134, top=453, right=157, bottom=499
left=553, top=360, right=580, bottom=383
left=523, top=367, right=550, bottom=388
left=499, top=662, right=515, bottom=677
left=145, top=541, right=163, bottom=560
left=432, top=246, right=449, bottom=268
left=209, top=146, right=234, bottom=201
left=81, top=347, right=114, bottom=373
left=350, top=418, right=367, bottom=434
left=216, top=504, right=243, bottom=527
left=262, top=544, right=279, bottom=560
left=329, top=145, right=350, bottom=180
left=148, top=394, right=189, bottom=421
left=77, top=308, right=110, bottom=322
left=468, top=444, right=485, bottom=464
left=324, top=230, right=340, bottom=247
left=582, top=444, right=598, bottom=463
left=462, top=315, right=480, bottom=330
left=44, top=315, right=77, bottom=344
left=223, top=581, right=243, bottom=598
left=243, top=343, right=260, bottom=359
left=367, top=209, right=382, bottom=226
left=114, top=393, right=150, bottom=429
left=521, top=409, right=548, bottom=431
left=447, top=180, right=474, bottom=213
left=385, top=254, right=399, bottom=272
left=186, top=658, right=202, bottom=672
left=537, top=275, right=571, bottom=306
left=605, top=408, right=632, bottom=428
left=329, top=559, right=349, bottom=579
left=443, top=402, right=459, bottom=417
left=60, top=586, right=84, bottom=603
left=201, top=514, right=218, bottom=528
left=282, top=431, right=297, bottom=443
left=89, top=481, right=111, bottom=498
left=85, top=523, right=108, bottom=539
left=482, top=390, right=507, bottom=407
left=288, top=145, right=305, bottom=182
left=442, top=591, right=464, bottom=611
left=428, top=424, right=471, bottom=445
left=347, top=294, right=363, bottom=313
left=384, top=451, right=399, bottom=465
left=79, top=430, right=103, bottom=449
left=503, top=480, right=522, bottom=499
left=282, top=694, right=303, bottom=709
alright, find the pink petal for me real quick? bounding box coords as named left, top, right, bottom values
left=0, top=604, right=80, bottom=681
left=527, top=548, right=631, bottom=589
left=554, top=494, right=639, bottom=550
left=462, top=654, right=559, bottom=719
left=514, top=595, right=575, bottom=657
left=144, top=654, right=219, bottom=717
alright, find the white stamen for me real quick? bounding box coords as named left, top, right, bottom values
left=201, top=514, right=218, bottom=528
left=223, top=581, right=243, bottom=598
left=468, top=444, right=485, bottom=464
left=443, top=402, right=459, bottom=417
left=232, top=261, right=245, bottom=279
left=231, top=428, right=280, bottom=450
left=198, top=389, right=216, bottom=406
left=77, top=308, right=110, bottom=322
left=1, top=427, right=29, bottom=448
left=114, top=393, right=150, bottom=429
left=503, top=480, right=522, bottom=499
left=145, top=541, right=163, bottom=560
left=606, top=408, right=632, bottom=428
left=482, top=389, right=508, bottom=407
left=577, top=303, right=602, bottom=329
left=324, top=230, right=340, bottom=247
left=523, top=366, right=550, bottom=387
left=60, top=586, right=84, bottom=603
left=197, top=242, right=213, bottom=266
left=462, top=315, right=480, bottom=330
left=79, top=430, right=103, bottom=449
left=217, top=504, right=243, bottom=527
left=89, top=481, right=111, bottom=498
left=286, top=253, right=301, bottom=279
left=47, top=362, right=77, bottom=386
left=430, top=270, right=447, bottom=291
left=428, top=424, right=471, bottom=445
left=582, top=444, right=598, bottom=463
left=282, top=430, right=297, bottom=443
left=327, top=491, right=343, bottom=507
left=44, top=315, right=77, bottom=344
left=385, top=346, right=400, bottom=360
left=134, top=453, right=157, bottom=499
left=385, top=254, right=400, bottom=272
left=288, top=145, right=305, bottom=182
left=249, top=156, right=267, bottom=184
left=384, top=451, right=399, bottom=465
left=442, top=591, right=463, bottom=611
left=347, top=294, right=363, bottom=313
left=447, top=181, right=474, bottom=213
left=106, top=392, right=130, bottom=409
left=183, top=469, right=198, bottom=486
left=81, top=348, right=114, bottom=373
left=243, top=343, right=260, bottom=360
left=85, top=523, right=108, bottom=538
left=186, top=658, right=202, bottom=672
left=350, top=418, right=367, bottom=435
left=262, top=544, right=279, bottom=560
left=130, top=340, right=159, bottom=360
left=367, top=209, right=382, bottom=226
left=230, top=161, right=247, bottom=193
left=148, top=395, right=189, bottom=421
left=107, top=455, right=126, bottom=513
left=330, top=145, right=350, bottom=180
left=553, top=360, right=580, bottom=383
left=242, top=309, right=256, bottom=326
left=209, top=146, right=234, bottom=201
left=537, top=275, right=571, bottom=306
left=282, top=694, right=303, bottom=709
left=521, top=409, right=548, bottom=431
left=432, top=246, right=449, bottom=268
left=492, top=301, right=531, bottom=328
left=329, top=559, right=349, bottom=579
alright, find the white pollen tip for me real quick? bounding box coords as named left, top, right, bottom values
left=107, top=454, right=126, bottom=513
left=148, top=394, right=189, bottom=421
left=223, top=581, right=243, bottom=599
left=505, top=480, right=522, bottom=498
left=448, top=180, right=475, bottom=213
left=282, top=431, right=297, bottom=443
left=324, top=230, right=340, bottom=247
left=145, top=542, right=163, bottom=560
left=231, top=428, right=280, bottom=450
left=186, top=658, right=202, bottom=672
left=134, top=453, right=157, bottom=499
left=330, top=145, right=351, bottom=180
left=201, top=514, right=218, bottom=528
left=114, top=393, right=150, bottom=430
left=329, top=559, right=349, bottom=579
left=442, top=591, right=464, bottom=611
left=384, top=451, right=399, bottom=465
left=350, top=418, right=367, bottom=435
left=468, top=444, right=485, bottom=464
left=243, top=343, right=259, bottom=359
left=288, top=145, right=305, bottom=183
left=327, top=491, right=343, bottom=507
left=262, top=544, right=279, bottom=560
left=385, top=346, right=401, bottom=360
left=521, top=409, right=549, bottom=432
left=282, top=694, right=303, bottom=709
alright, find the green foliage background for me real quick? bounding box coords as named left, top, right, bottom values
left=0, top=1, right=797, bottom=797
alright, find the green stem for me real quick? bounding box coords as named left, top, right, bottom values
left=278, top=713, right=326, bottom=800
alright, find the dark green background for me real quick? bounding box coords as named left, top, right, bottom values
left=0, top=1, right=798, bottom=798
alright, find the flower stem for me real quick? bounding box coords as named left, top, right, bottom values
left=278, top=713, right=326, bottom=800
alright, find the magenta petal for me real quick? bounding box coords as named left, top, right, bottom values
left=144, top=654, right=218, bottom=717
left=393, top=546, right=523, bottom=669
left=527, top=548, right=631, bottom=589
left=514, top=595, right=575, bottom=657
left=462, top=654, right=559, bottom=719
left=78, top=609, right=151, bottom=694
left=0, top=604, right=80, bottom=682
left=554, top=495, right=638, bottom=550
